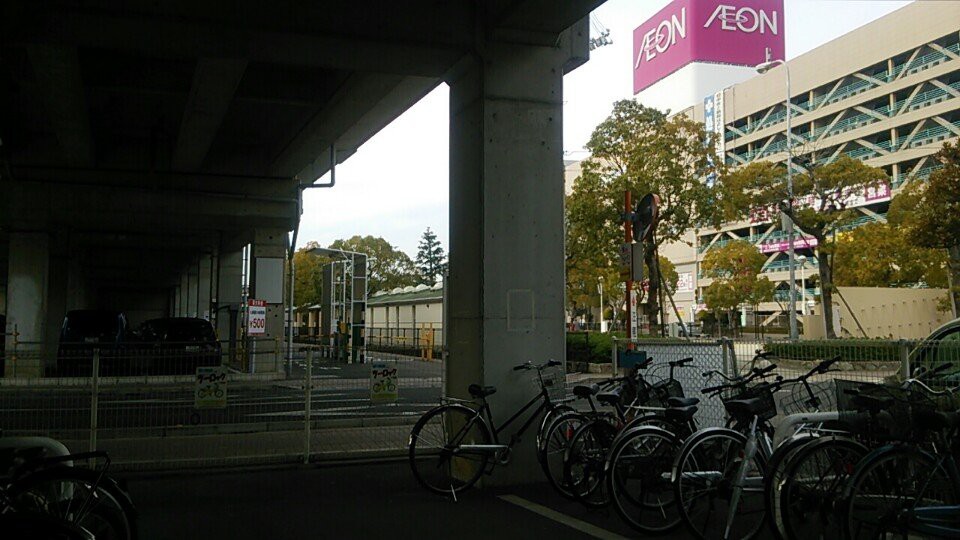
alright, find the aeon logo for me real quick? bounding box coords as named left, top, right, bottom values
left=634, top=7, right=686, bottom=68
left=704, top=4, right=779, bottom=34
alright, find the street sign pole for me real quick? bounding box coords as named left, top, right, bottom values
left=624, top=191, right=633, bottom=342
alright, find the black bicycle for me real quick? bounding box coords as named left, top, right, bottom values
left=408, top=360, right=570, bottom=496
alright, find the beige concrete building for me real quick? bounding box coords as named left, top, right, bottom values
left=805, top=287, right=954, bottom=340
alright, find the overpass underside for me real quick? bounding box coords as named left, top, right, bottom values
left=0, top=0, right=599, bottom=481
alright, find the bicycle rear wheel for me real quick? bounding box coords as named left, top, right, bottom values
left=409, top=404, right=492, bottom=495
left=564, top=419, right=618, bottom=508
left=608, top=425, right=683, bottom=534
left=674, top=429, right=767, bottom=540
left=538, top=411, right=587, bottom=499
left=6, top=467, right=134, bottom=540
left=844, top=446, right=959, bottom=540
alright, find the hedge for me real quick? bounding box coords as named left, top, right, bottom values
left=763, top=340, right=904, bottom=363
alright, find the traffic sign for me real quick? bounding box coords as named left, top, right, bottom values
left=247, top=299, right=266, bottom=335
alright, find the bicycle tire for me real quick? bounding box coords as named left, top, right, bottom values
left=408, top=404, right=492, bottom=496
left=763, top=432, right=820, bottom=540
left=536, top=404, right=575, bottom=453
left=674, top=427, right=767, bottom=540
left=538, top=410, right=587, bottom=500
left=607, top=424, right=684, bottom=534
left=6, top=466, right=137, bottom=540
left=0, top=513, right=95, bottom=540
left=778, top=435, right=867, bottom=540
left=842, top=445, right=959, bottom=540
left=563, top=418, right=619, bottom=508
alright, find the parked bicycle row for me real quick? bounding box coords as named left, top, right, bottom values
left=408, top=353, right=960, bottom=539
left=0, top=433, right=136, bottom=539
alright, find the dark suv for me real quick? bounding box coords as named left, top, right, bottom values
left=57, top=310, right=130, bottom=376
left=136, top=318, right=222, bottom=375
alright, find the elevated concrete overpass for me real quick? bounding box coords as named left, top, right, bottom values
left=1, top=0, right=601, bottom=480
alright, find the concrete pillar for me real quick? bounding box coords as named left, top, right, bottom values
left=44, top=252, right=69, bottom=368
left=250, top=229, right=287, bottom=371
left=180, top=273, right=189, bottom=317
left=197, top=254, right=213, bottom=320
left=216, top=248, right=243, bottom=362
left=447, top=39, right=570, bottom=483
left=173, top=286, right=181, bottom=316
left=186, top=262, right=199, bottom=318
left=4, top=233, right=50, bottom=377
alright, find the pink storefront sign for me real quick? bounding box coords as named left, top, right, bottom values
left=759, top=237, right=818, bottom=254
left=633, top=0, right=785, bottom=94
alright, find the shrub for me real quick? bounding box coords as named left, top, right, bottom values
left=764, top=340, right=902, bottom=363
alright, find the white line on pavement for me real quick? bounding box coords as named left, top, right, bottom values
left=497, top=495, right=628, bottom=540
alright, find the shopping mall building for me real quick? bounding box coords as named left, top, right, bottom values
left=594, top=0, right=960, bottom=332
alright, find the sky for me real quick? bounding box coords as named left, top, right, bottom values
left=297, top=0, right=912, bottom=256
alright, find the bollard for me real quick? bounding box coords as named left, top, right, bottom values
left=899, top=339, right=911, bottom=380
left=304, top=348, right=313, bottom=464
left=90, top=349, right=100, bottom=452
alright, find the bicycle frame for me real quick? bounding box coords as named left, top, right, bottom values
left=458, top=386, right=553, bottom=455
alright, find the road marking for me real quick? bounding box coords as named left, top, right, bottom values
left=497, top=495, right=629, bottom=540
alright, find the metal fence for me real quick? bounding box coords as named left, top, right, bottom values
left=0, top=341, right=444, bottom=470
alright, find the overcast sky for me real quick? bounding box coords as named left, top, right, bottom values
left=297, top=0, right=911, bottom=256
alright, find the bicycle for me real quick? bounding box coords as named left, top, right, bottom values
left=408, top=359, right=571, bottom=497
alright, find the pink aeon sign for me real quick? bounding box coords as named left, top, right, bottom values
left=633, top=0, right=785, bottom=94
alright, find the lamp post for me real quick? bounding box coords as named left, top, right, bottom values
left=756, top=55, right=798, bottom=340
left=598, top=276, right=606, bottom=333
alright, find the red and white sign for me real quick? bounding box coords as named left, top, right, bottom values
left=750, top=182, right=892, bottom=224
left=633, top=0, right=785, bottom=94
left=247, top=299, right=267, bottom=335
left=759, top=237, right=818, bottom=254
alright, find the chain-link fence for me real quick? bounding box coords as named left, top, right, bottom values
left=0, top=340, right=444, bottom=470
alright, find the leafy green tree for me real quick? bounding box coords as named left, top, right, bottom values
left=897, top=142, right=960, bottom=314
left=720, top=155, right=887, bottom=338
left=701, top=241, right=774, bottom=335
left=328, top=236, right=416, bottom=294
left=415, top=228, right=447, bottom=285
left=833, top=221, right=947, bottom=288
left=292, top=243, right=326, bottom=307
left=570, top=100, right=722, bottom=330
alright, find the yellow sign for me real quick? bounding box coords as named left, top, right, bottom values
left=370, top=363, right=398, bottom=403
left=195, top=366, right=227, bottom=409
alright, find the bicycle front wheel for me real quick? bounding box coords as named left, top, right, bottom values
left=408, top=404, right=492, bottom=495
left=538, top=411, right=587, bottom=500
left=564, top=419, right=619, bottom=508
left=608, top=425, right=684, bottom=534
left=675, top=428, right=767, bottom=540
left=844, top=446, right=959, bottom=540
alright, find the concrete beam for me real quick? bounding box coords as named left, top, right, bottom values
left=173, top=58, right=248, bottom=171
left=25, top=45, right=94, bottom=167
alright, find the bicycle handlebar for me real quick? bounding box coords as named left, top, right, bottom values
left=513, top=359, right=563, bottom=371
left=669, top=357, right=695, bottom=368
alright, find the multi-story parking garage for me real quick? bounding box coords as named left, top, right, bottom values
left=660, top=1, right=960, bottom=330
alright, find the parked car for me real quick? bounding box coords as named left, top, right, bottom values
left=57, top=310, right=132, bottom=376
left=136, top=318, right=221, bottom=375
left=909, top=318, right=960, bottom=383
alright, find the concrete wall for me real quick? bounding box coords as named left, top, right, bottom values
left=804, top=286, right=953, bottom=339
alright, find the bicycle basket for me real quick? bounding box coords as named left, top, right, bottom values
left=780, top=379, right=835, bottom=416
left=651, top=378, right=684, bottom=401
left=721, top=383, right=778, bottom=421
left=537, top=365, right=567, bottom=401
left=834, top=379, right=935, bottom=440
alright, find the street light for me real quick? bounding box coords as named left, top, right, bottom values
left=756, top=54, right=799, bottom=340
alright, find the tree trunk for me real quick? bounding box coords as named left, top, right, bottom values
left=644, top=244, right=660, bottom=330
left=949, top=245, right=960, bottom=318
left=818, top=250, right=837, bottom=339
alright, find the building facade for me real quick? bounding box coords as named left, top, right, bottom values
left=664, top=1, right=960, bottom=332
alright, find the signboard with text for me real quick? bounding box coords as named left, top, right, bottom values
left=195, top=366, right=227, bottom=409
left=633, top=0, right=785, bottom=93
left=370, top=363, right=399, bottom=404
left=749, top=182, right=891, bottom=224
left=247, top=299, right=266, bottom=335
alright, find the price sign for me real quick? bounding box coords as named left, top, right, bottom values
left=247, top=299, right=266, bottom=335
left=195, top=366, right=227, bottom=409
left=370, top=362, right=398, bottom=404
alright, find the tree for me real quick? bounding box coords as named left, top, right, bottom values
left=328, top=236, right=417, bottom=294
left=833, top=221, right=947, bottom=288
left=720, top=155, right=887, bottom=338
left=291, top=244, right=326, bottom=307
left=570, top=100, right=722, bottom=330
left=415, top=228, right=447, bottom=285
left=701, top=241, right=774, bottom=336
left=897, top=141, right=960, bottom=315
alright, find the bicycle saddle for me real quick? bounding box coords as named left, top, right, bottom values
left=573, top=384, right=600, bottom=398
left=597, top=387, right=623, bottom=406
left=665, top=405, right=698, bottom=423
left=468, top=384, right=497, bottom=398
left=724, top=397, right=766, bottom=418
left=667, top=397, right=699, bottom=408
